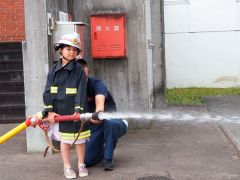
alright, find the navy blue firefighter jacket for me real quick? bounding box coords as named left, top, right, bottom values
left=42, top=59, right=87, bottom=133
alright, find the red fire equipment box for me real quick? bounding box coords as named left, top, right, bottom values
left=91, top=14, right=126, bottom=59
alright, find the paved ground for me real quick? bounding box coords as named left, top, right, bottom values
left=204, top=96, right=240, bottom=153
left=0, top=96, right=240, bottom=180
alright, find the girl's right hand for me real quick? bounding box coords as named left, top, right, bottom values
left=27, top=115, right=38, bottom=127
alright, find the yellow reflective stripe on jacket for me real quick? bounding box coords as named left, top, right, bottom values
left=50, top=86, right=58, bottom=93
left=44, top=105, right=53, bottom=109
left=75, top=106, right=84, bottom=111
left=66, top=88, right=77, bottom=94
left=61, top=130, right=91, bottom=140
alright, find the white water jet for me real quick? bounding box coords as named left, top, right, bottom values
left=98, top=112, right=240, bottom=124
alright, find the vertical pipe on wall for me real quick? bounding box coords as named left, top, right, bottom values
left=144, top=0, right=153, bottom=111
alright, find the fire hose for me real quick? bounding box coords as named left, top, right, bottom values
left=0, top=112, right=100, bottom=145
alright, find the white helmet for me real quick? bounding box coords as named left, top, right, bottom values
left=54, top=32, right=82, bottom=52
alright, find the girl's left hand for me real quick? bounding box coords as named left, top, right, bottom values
left=46, top=112, right=60, bottom=125
left=73, top=112, right=80, bottom=121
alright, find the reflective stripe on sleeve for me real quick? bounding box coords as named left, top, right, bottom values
left=50, top=86, right=58, bottom=94
left=60, top=130, right=91, bottom=140
left=66, top=88, right=77, bottom=94
left=75, top=106, right=84, bottom=111
left=44, top=105, right=53, bottom=109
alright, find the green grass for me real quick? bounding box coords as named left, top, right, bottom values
left=166, top=87, right=240, bottom=105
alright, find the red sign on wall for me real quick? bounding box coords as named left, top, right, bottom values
left=91, top=14, right=126, bottom=59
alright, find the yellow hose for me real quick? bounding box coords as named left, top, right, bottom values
left=0, top=122, right=28, bottom=144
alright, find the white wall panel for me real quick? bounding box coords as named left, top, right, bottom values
left=164, top=0, right=238, bottom=33
left=237, top=1, right=240, bottom=29
left=165, top=32, right=240, bottom=88
left=189, top=0, right=238, bottom=32
left=164, top=3, right=190, bottom=33
left=165, top=0, right=240, bottom=88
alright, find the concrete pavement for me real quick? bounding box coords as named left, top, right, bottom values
left=204, top=96, right=240, bottom=157
left=1, top=97, right=240, bottom=179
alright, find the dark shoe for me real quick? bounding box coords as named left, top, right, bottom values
left=103, top=159, right=114, bottom=171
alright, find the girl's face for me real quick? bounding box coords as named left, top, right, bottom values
left=60, top=46, right=79, bottom=61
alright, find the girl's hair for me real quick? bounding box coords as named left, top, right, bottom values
left=55, top=44, right=80, bottom=54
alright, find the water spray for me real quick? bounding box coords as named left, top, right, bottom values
left=1, top=111, right=239, bottom=145
left=98, top=111, right=240, bottom=124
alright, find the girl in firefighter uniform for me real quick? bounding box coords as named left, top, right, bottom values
left=41, top=32, right=89, bottom=179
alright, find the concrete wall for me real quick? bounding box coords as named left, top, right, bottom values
left=152, top=0, right=165, bottom=108
left=47, top=0, right=74, bottom=65
left=47, top=0, right=73, bottom=20
left=165, top=0, right=240, bottom=88
left=73, top=0, right=165, bottom=111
